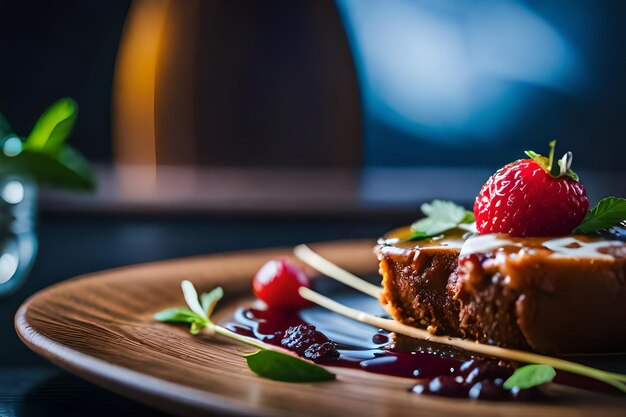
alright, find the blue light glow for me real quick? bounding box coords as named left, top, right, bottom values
left=336, top=0, right=585, bottom=145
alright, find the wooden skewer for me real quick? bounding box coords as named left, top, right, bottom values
left=299, top=287, right=626, bottom=391
left=293, top=244, right=381, bottom=298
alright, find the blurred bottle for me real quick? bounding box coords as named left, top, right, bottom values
left=113, top=0, right=361, bottom=171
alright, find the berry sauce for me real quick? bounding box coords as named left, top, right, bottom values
left=220, top=289, right=625, bottom=401
left=221, top=291, right=541, bottom=400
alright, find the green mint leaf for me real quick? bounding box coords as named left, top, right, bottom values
left=200, top=287, right=224, bottom=318
left=153, top=308, right=205, bottom=324
left=154, top=307, right=207, bottom=334
left=409, top=200, right=474, bottom=240
left=504, top=364, right=556, bottom=390
left=420, top=200, right=466, bottom=223
left=245, top=350, right=336, bottom=382
left=574, top=197, right=626, bottom=233
left=410, top=218, right=459, bottom=239
left=24, top=98, right=78, bottom=154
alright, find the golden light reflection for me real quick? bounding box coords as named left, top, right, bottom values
left=113, top=0, right=166, bottom=193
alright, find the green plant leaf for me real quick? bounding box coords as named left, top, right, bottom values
left=153, top=308, right=205, bottom=324
left=574, top=197, right=626, bottom=233
left=409, top=200, right=474, bottom=240
left=0, top=146, right=96, bottom=190
left=0, top=112, right=13, bottom=138
left=504, top=364, right=556, bottom=390
left=0, top=99, right=95, bottom=191
left=200, top=287, right=224, bottom=317
left=24, top=98, right=78, bottom=154
left=245, top=350, right=336, bottom=383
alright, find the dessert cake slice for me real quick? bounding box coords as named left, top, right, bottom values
left=376, top=227, right=626, bottom=354
left=376, top=227, right=466, bottom=338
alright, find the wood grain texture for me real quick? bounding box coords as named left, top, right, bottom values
left=15, top=240, right=626, bottom=417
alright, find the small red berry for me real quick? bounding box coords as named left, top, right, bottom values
left=252, top=259, right=312, bottom=309
left=474, top=143, right=589, bottom=237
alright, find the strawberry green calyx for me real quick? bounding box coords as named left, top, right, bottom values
left=524, top=140, right=579, bottom=182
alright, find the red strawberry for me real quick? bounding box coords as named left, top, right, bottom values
left=474, top=141, right=589, bottom=237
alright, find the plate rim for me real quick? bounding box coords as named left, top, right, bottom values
left=13, top=240, right=626, bottom=417
left=13, top=241, right=379, bottom=417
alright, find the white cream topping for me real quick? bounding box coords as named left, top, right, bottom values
left=460, top=233, right=624, bottom=260
left=419, top=240, right=465, bottom=250
left=541, top=237, right=623, bottom=259
left=460, top=234, right=522, bottom=257
left=426, top=233, right=466, bottom=249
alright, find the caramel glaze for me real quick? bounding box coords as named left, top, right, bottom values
left=377, top=226, right=469, bottom=252
left=375, top=225, right=626, bottom=354
left=378, top=225, right=626, bottom=260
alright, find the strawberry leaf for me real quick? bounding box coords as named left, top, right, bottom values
left=24, top=98, right=78, bottom=154
left=574, top=197, right=626, bottom=233
left=525, top=141, right=579, bottom=182
left=524, top=149, right=550, bottom=172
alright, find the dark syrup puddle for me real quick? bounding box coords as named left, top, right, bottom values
left=220, top=280, right=624, bottom=401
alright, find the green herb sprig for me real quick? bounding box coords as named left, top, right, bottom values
left=504, top=364, right=556, bottom=390
left=154, top=280, right=336, bottom=383
left=409, top=200, right=474, bottom=240
left=0, top=98, right=95, bottom=190
left=574, top=197, right=626, bottom=234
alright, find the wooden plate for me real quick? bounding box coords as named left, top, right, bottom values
left=15, top=240, right=626, bottom=416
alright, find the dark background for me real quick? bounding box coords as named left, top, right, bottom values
left=0, top=0, right=130, bottom=161
left=1, top=0, right=625, bottom=170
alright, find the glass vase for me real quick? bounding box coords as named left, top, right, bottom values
left=0, top=176, right=38, bottom=297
